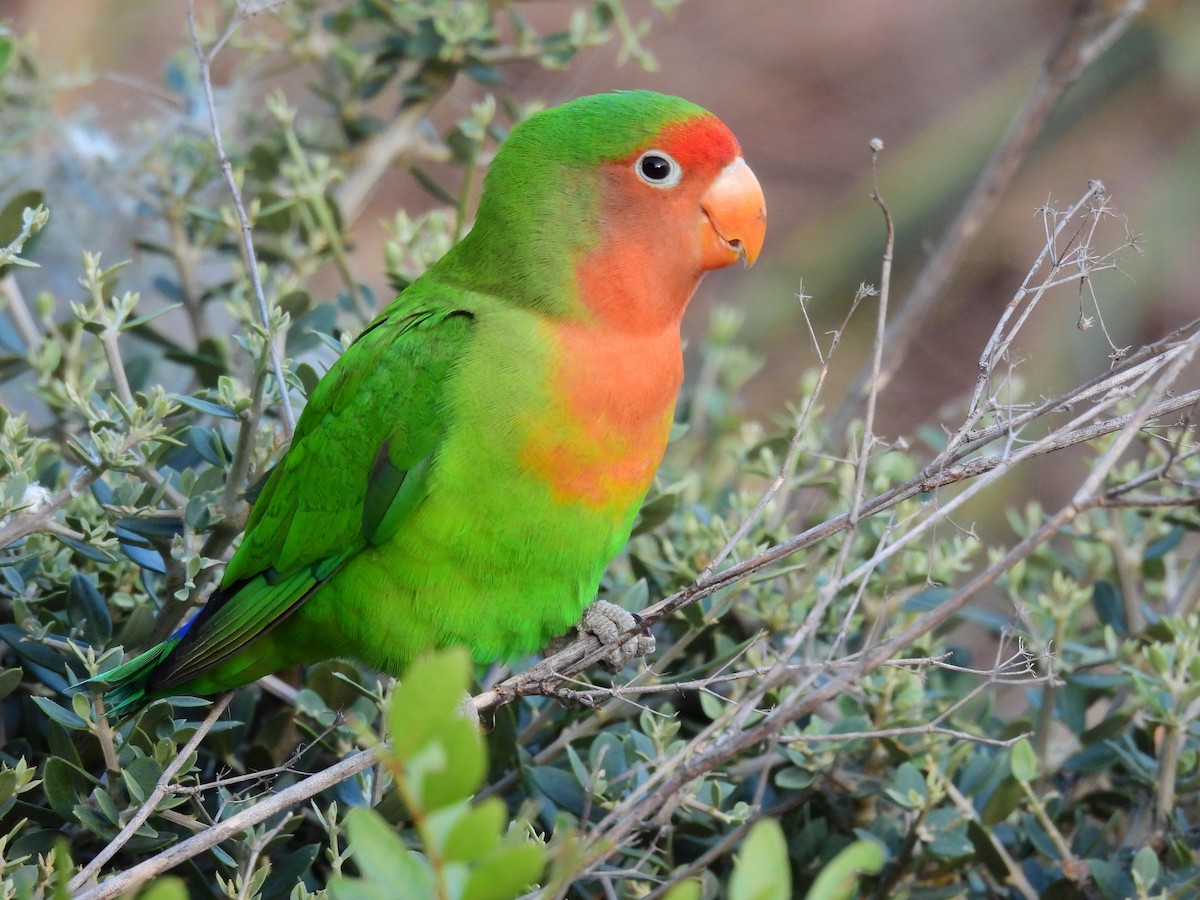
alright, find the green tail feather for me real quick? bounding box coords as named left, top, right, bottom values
left=86, top=639, right=181, bottom=717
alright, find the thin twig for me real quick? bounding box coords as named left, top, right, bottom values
left=780, top=725, right=1030, bottom=750
left=186, top=0, right=295, bottom=435
left=832, top=0, right=1145, bottom=433
left=68, top=694, right=233, bottom=894
left=1, top=273, right=40, bottom=349
left=235, top=814, right=295, bottom=900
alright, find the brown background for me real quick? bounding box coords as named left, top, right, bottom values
left=6, top=1, right=1199, bottom=512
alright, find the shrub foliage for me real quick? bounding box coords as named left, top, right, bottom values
left=1, top=3, right=1198, bottom=899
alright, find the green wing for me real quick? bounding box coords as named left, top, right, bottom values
left=229, top=301, right=475, bottom=580
left=140, top=290, right=476, bottom=696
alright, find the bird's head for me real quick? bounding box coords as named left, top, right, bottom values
left=455, top=91, right=766, bottom=329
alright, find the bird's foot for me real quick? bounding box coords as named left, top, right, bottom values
left=580, top=600, right=656, bottom=672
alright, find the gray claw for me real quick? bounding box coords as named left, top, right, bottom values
left=582, top=599, right=656, bottom=672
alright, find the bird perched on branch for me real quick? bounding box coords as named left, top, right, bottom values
left=96, top=90, right=766, bottom=714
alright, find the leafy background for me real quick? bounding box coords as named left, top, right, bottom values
left=2, top=1, right=1199, bottom=898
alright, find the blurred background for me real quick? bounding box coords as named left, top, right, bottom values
left=3, top=0, right=1198, bottom=502
left=5, top=6, right=1199, bottom=889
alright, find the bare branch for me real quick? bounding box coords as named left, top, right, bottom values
left=72, top=723, right=379, bottom=900
left=69, top=694, right=233, bottom=894
left=186, top=0, right=295, bottom=436
left=833, top=0, right=1146, bottom=431
left=1, top=272, right=40, bottom=349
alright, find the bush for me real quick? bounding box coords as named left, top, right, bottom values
left=1, top=2, right=1198, bottom=899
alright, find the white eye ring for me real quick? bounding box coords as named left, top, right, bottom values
left=634, top=150, right=682, bottom=187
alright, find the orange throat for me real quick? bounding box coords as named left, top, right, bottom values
left=517, top=320, right=684, bottom=515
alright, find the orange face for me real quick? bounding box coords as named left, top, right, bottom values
left=518, top=112, right=766, bottom=511
left=573, top=114, right=766, bottom=334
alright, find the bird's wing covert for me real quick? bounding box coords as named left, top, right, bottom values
left=139, top=297, right=476, bottom=694
left=225, top=297, right=476, bottom=584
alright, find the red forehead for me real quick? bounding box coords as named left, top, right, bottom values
left=639, top=115, right=741, bottom=169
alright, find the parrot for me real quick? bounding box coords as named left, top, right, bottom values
left=95, top=90, right=766, bottom=715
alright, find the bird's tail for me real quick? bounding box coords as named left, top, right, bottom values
left=84, top=638, right=182, bottom=718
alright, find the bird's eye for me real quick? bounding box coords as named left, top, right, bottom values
left=635, top=150, right=682, bottom=187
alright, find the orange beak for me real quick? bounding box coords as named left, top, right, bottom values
left=699, top=156, right=766, bottom=270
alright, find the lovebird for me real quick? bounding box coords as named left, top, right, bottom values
left=96, top=91, right=766, bottom=714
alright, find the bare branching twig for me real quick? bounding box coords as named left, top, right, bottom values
left=186, top=0, right=295, bottom=436
left=68, top=695, right=233, bottom=895
left=833, top=0, right=1146, bottom=431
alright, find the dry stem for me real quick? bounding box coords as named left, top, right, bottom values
left=833, top=0, right=1146, bottom=432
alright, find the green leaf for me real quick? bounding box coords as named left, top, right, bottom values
left=329, top=807, right=433, bottom=900
left=121, top=303, right=184, bottom=332
left=42, top=757, right=87, bottom=821
left=774, top=766, right=814, bottom=790
left=0, top=190, right=46, bottom=276
left=169, top=394, right=240, bottom=420
left=1131, top=845, right=1159, bottom=889
left=979, top=777, right=1023, bottom=825
left=74, top=804, right=119, bottom=840
left=1009, top=738, right=1038, bottom=784
left=884, top=762, right=928, bottom=809
left=698, top=688, right=726, bottom=721
left=633, top=489, right=680, bottom=535
left=803, top=839, right=886, bottom=900
left=122, top=756, right=163, bottom=805
left=1091, top=580, right=1126, bottom=636
left=730, top=819, right=791, bottom=900
left=1080, top=710, right=1132, bottom=748
left=1145, top=526, right=1184, bottom=560
left=32, top=696, right=88, bottom=731
left=388, top=649, right=471, bottom=762
left=0, top=768, right=17, bottom=811
left=55, top=535, right=115, bottom=564
left=418, top=715, right=485, bottom=811
left=383, top=651, right=487, bottom=814
left=967, top=821, right=1008, bottom=880
left=460, top=837, right=545, bottom=900
left=287, top=302, right=337, bottom=356
left=660, top=881, right=702, bottom=900
left=134, top=876, right=189, bottom=900
left=527, top=765, right=588, bottom=818
left=0, top=666, right=23, bottom=700
left=1088, top=858, right=1134, bottom=900
left=439, top=797, right=503, bottom=862
left=926, top=826, right=973, bottom=860
left=184, top=425, right=228, bottom=468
